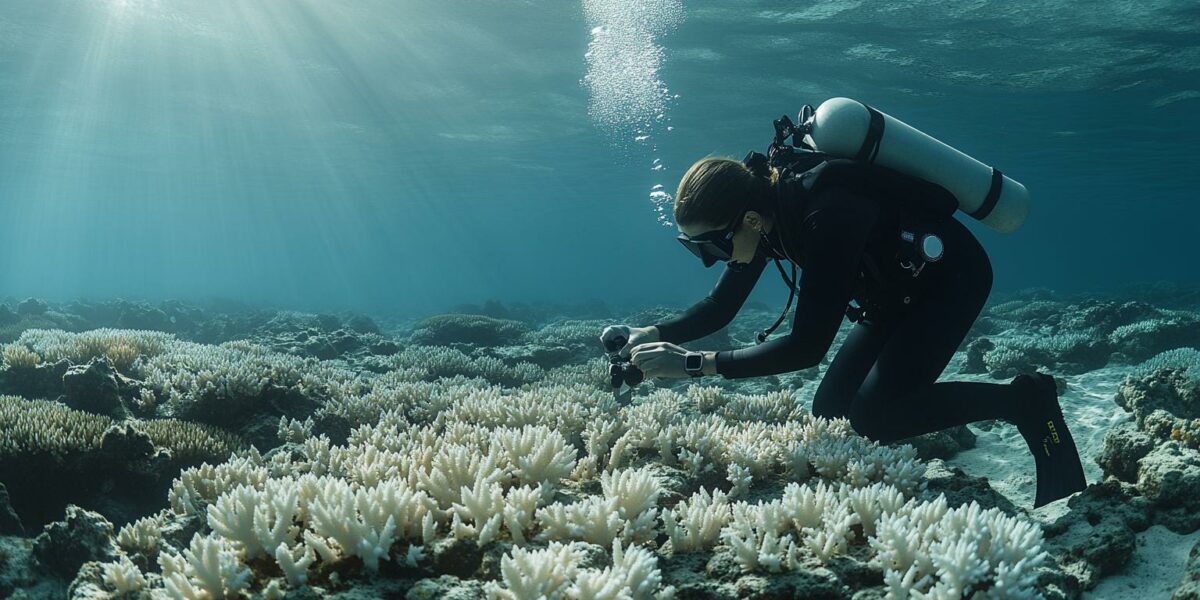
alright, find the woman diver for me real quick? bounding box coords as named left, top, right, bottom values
left=600, top=148, right=1088, bottom=508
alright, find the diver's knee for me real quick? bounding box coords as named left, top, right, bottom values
left=847, top=405, right=894, bottom=442
left=811, top=396, right=848, bottom=421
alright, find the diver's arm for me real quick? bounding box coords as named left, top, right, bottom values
left=652, top=254, right=767, bottom=345
left=713, top=189, right=877, bottom=378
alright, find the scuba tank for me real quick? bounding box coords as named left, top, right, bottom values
left=796, top=97, right=1030, bottom=234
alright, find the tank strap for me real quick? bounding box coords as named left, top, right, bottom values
left=970, top=167, right=1004, bottom=220
left=854, top=105, right=886, bottom=164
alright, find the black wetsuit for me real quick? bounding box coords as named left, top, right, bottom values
left=654, top=159, right=1021, bottom=443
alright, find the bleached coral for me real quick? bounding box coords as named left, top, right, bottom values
left=159, top=533, right=252, bottom=600
left=117, top=514, right=164, bottom=557
left=871, top=497, right=1047, bottom=599
left=485, top=540, right=669, bottom=600
left=6, top=328, right=173, bottom=372
left=100, top=555, right=148, bottom=594
left=663, top=488, right=731, bottom=552
left=169, top=455, right=270, bottom=516
left=67, top=343, right=1049, bottom=599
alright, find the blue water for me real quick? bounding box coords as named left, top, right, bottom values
left=1, top=0, right=1197, bottom=316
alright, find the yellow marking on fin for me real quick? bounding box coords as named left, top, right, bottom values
left=1046, top=421, right=1060, bottom=444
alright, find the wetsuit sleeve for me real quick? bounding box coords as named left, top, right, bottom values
left=714, top=188, right=878, bottom=378
left=653, top=254, right=767, bottom=344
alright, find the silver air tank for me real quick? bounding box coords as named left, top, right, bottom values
left=801, top=97, right=1030, bottom=233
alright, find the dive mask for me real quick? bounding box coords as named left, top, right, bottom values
left=676, top=209, right=747, bottom=268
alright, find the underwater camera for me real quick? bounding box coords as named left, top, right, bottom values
left=602, top=335, right=644, bottom=391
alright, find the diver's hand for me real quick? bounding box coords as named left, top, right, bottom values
left=600, top=325, right=659, bottom=358
left=629, top=341, right=689, bottom=379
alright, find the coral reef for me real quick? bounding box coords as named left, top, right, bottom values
left=967, top=296, right=1200, bottom=377
left=1, top=290, right=1198, bottom=597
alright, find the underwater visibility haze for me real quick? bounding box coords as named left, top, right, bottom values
left=0, top=1, right=1199, bottom=599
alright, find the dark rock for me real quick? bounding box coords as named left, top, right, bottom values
left=0, top=304, right=16, bottom=326
left=316, top=314, right=342, bottom=331
left=1137, top=442, right=1200, bottom=514
left=32, top=505, right=118, bottom=578
left=705, top=550, right=744, bottom=583
left=0, top=359, right=70, bottom=402
left=476, top=541, right=513, bottom=581
left=1116, top=368, right=1200, bottom=427
left=406, top=575, right=486, bottom=600
left=16, top=298, right=48, bottom=316
left=1175, top=537, right=1200, bottom=599
left=62, top=358, right=126, bottom=417
left=896, top=425, right=976, bottom=460
left=920, top=459, right=1017, bottom=513
left=118, top=304, right=174, bottom=332
left=346, top=314, right=380, bottom=334
left=410, top=314, right=530, bottom=347
left=733, top=566, right=846, bottom=599
left=0, top=482, right=24, bottom=536
left=1097, top=421, right=1157, bottom=482
left=99, top=423, right=154, bottom=461
left=0, top=536, right=57, bottom=599
left=961, top=338, right=994, bottom=374
left=1043, top=481, right=1147, bottom=591
left=429, top=537, right=482, bottom=578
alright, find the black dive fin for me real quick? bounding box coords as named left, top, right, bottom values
left=1017, top=373, right=1088, bottom=508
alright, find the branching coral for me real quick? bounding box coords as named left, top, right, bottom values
left=45, top=338, right=1049, bottom=600
left=4, top=328, right=174, bottom=372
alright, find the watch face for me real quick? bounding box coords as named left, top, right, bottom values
left=685, top=353, right=703, bottom=371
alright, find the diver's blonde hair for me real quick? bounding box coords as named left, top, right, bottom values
left=673, top=157, right=779, bottom=228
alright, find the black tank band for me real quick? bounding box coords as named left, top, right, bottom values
left=855, top=104, right=885, bottom=164
left=970, top=167, right=1004, bottom=221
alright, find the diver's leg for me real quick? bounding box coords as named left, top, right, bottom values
left=847, top=219, right=1085, bottom=506
left=811, top=318, right=894, bottom=420
left=846, top=215, right=999, bottom=440
left=845, top=259, right=1000, bottom=443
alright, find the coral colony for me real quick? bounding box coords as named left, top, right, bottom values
left=1, top=289, right=1200, bottom=598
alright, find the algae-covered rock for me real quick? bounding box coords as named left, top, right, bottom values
left=960, top=337, right=994, bottom=374
left=16, top=298, right=48, bottom=317
left=0, top=304, right=17, bottom=326
left=410, top=313, right=530, bottom=347
left=0, top=482, right=23, bottom=536
left=1097, top=420, right=1157, bottom=482
left=62, top=358, right=126, bottom=417
left=896, top=425, right=976, bottom=460
left=32, top=505, right=118, bottom=578
left=98, top=423, right=154, bottom=461
left=1042, top=480, right=1148, bottom=592
left=1176, top=537, right=1200, bottom=599
left=1137, top=442, right=1200, bottom=514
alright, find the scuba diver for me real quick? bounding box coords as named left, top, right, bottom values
left=600, top=99, right=1087, bottom=508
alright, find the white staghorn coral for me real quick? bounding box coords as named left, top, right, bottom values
left=160, top=533, right=252, bottom=600
left=722, top=501, right=800, bottom=573
left=169, top=456, right=270, bottom=516
left=494, top=425, right=578, bottom=488
left=485, top=542, right=582, bottom=600
left=871, top=497, right=1047, bottom=599
left=82, top=349, right=1051, bottom=598
left=100, top=555, right=148, bottom=594
left=662, top=487, right=731, bottom=552
left=486, top=540, right=668, bottom=600
left=117, top=514, right=164, bottom=557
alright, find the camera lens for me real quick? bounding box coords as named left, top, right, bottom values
left=623, top=364, right=644, bottom=386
